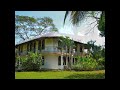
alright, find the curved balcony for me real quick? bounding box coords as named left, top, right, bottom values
left=16, top=46, right=89, bottom=56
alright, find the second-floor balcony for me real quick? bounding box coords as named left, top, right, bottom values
left=41, top=46, right=61, bottom=53
left=16, top=46, right=63, bottom=55
left=16, top=46, right=89, bottom=56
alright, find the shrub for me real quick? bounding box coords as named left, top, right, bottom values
left=15, top=52, right=42, bottom=71
left=96, top=58, right=105, bottom=70
left=22, top=60, right=40, bottom=71
left=72, top=56, right=98, bottom=71
left=98, top=58, right=105, bottom=66
left=22, top=52, right=42, bottom=71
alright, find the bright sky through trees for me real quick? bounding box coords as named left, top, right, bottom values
left=15, top=11, right=105, bottom=46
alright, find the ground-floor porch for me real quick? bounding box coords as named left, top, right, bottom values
left=41, top=54, right=77, bottom=69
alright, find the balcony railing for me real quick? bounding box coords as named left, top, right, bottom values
left=16, top=46, right=62, bottom=55
left=41, top=46, right=61, bottom=53
left=16, top=46, right=89, bottom=56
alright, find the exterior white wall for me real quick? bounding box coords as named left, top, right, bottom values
left=42, top=55, right=63, bottom=69
left=17, top=37, right=88, bottom=69
left=45, top=38, right=58, bottom=52
left=45, top=38, right=53, bottom=47
left=53, top=39, right=58, bottom=47
left=42, top=38, right=85, bottom=69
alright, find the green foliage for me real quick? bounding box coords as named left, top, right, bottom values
left=15, top=15, right=58, bottom=41
left=59, top=36, right=75, bottom=69
left=15, top=52, right=42, bottom=71
left=64, top=11, right=105, bottom=37
left=98, top=58, right=105, bottom=66
left=98, top=11, right=105, bottom=37
left=97, top=57, right=105, bottom=70
left=15, top=70, right=105, bottom=79
left=59, top=36, right=74, bottom=49
left=86, top=40, right=105, bottom=70
left=87, top=40, right=105, bottom=61
left=72, top=56, right=98, bottom=71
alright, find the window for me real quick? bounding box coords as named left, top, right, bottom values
left=27, top=43, right=29, bottom=54
left=58, top=40, right=61, bottom=47
left=18, top=46, right=20, bottom=55
left=42, top=56, right=44, bottom=65
left=67, top=48, right=69, bottom=53
left=73, top=58, right=74, bottom=64
left=30, top=42, right=32, bottom=51
left=80, top=46, right=82, bottom=52
left=58, top=56, right=61, bottom=65
left=63, top=56, right=66, bottom=65
left=42, top=39, right=45, bottom=49
left=20, top=45, right=23, bottom=53
left=74, top=43, right=77, bottom=52
left=33, top=42, right=36, bottom=53
left=75, top=58, right=77, bottom=63
left=38, top=40, right=41, bottom=51
left=68, top=57, right=70, bottom=63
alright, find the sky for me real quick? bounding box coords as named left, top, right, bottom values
left=15, top=11, right=105, bottom=46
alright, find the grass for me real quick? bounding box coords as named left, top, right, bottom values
left=15, top=70, right=105, bottom=79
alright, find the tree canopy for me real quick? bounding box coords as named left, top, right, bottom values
left=15, top=15, right=58, bottom=42
left=64, top=11, right=105, bottom=37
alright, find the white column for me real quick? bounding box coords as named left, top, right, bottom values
left=71, top=55, right=73, bottom=65
left=82, top=44, right=84, bottom=56
left=61, top=55, right=63, bottom=69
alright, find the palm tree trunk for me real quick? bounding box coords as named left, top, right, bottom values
left=69, top=46, right=72, bottom=70
left=65, top=46, right=67, bottom=68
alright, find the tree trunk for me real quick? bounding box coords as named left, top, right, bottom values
left=68, top=46, right=72, bottom=70
left=65, top=46, right=67, bottom=68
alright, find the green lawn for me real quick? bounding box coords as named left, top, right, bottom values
left=15, top=70, right=105, bottom=79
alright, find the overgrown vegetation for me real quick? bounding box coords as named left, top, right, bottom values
left=58, top=36, right=75, bottom=69
left=71, top=40, right=105, bottom=71
left=15, top=52, right=43, bottom=71
left=72, top=56, right=98, bottom=71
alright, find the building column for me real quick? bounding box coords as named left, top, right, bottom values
left=82, top=44, right=84, bottom=56
left=61, top=55, right=63, bottom=69
left=71, top=55, right=73, bottom=65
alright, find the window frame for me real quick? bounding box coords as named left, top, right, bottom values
left=63, top=56, right=66, bottom=65
left=42, top=56, right=44, bottom=65
left=58, top=56, right=61, bottom=65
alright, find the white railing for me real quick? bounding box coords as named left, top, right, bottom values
left=16, top=46, right=89, bottom=55
left=41, top=46, right=61, bottom=53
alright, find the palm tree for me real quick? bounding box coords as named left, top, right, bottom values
left=59, top=36, right=74, bottom=70
left=63, top=11, right=105, bottom=37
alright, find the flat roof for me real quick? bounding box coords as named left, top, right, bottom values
left=15, top=32, right=88, bottom=46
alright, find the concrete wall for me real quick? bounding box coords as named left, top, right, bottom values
left=42, top=55, right=63, bottom=69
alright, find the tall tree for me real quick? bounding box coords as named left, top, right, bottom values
left=15, top=15, right=58, bottom=42
left=59, top=36, right=74, bottom=69
left=64, top=11, right=105, bottom=37
left=87, top=40, right=105, bottom=61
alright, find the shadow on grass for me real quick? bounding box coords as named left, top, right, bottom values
left=64, top=73, right=105, bottom=79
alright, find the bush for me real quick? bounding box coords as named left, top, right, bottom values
left=96, top=65, right=104, bottom=70
left=15, top=52, right=42, bottom=71
left=72, top=56, right=98, bottom=71
left=22, top=61, right=40, bottom=71
left=96, top=58, right=105, bottom=70
left=98, top=58, right=105, bottom=66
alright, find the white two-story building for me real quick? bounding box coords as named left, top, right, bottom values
left=15, top=32, right=89, bottom=69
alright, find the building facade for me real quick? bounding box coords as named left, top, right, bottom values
left=15, top=32, right=89, bottom=69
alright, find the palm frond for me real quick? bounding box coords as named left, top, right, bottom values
left=63, top=11, right=70, bottom=25
left=70, top=11, right=87, bottom=26
left=63, top=11, right=87, bottom=26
